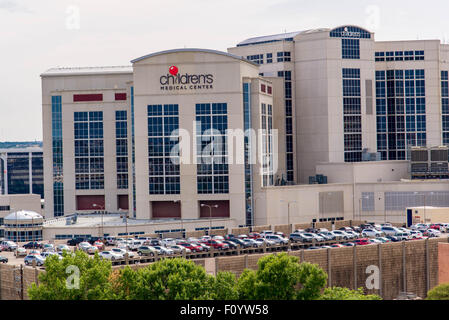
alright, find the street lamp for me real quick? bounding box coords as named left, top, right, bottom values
left=201, top=204, right=218, bottom=235
left=92, top=203, right=105, bottom=239
left=280, top=200, right=297, bottom=234
left=118, top=208, right=128, bottom=238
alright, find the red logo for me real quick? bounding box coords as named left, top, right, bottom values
left=169, top=66, right=178, bottom=76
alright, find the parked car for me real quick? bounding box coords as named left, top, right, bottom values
left=111, top=248, right=136, bottom=258
left=169, top=245, right=191, bottom=254
left=67, top=237, right=89, bottom=246
left=369, top=239, right=383, bottom=244
left=15, top=247, right=27, bottom=257
left=42, top=243, right=55, bottom=252
left=78, top=242, right=98, bottom=254
left=99, top=251, right=123, bottom=261
left=227, top=238, right=250, bottom=248
left=411, top=223, right=428, bottom=231
left=56, top=244, right=71, bottom=252
left=319, top=231, right=336, bottom=241
left=93, top=241, right=105, bottom=251
left=212, top=236, right=225, bottom=241
left=386, top=235, right=401, bottom=242
left=129, top=240, right=144, bottom=251
left=223, top=240, right=239, bottom=249
left=254, top=238, right=276, bottom=247
left=345, top=230, right=360, bottom=239
left=23, top=242, right=43, bottom=249
left=179, top=242, right=203, bottom=253
left=204, top=240, right=229, bottom=250
left=361, top=229, right=383, bottom=238
left=260, top=230, right=274, bottom=238
left=248, top=232, right=261, bottom=239
left=105, top=236, right=117, bottom=246
left=330, top=244, right=344, bottom=248
left=152, top=246, right=174, bottom=255
left=41, top=252, right=62, bottom=260
left=305, top=228, right=319, bottom=234
left=242, top=238, right=261, bottom=248
left=137, top=246, right=158, bottom=256
left=331, top=230, right=353, bottom=240
left=376, top=237, right=391, bottom=243
left=28, top=250, right=41, bottom=256
left=0, top=241, right=18, bottom=252
left=0, top=256, right=8, bottom=263
left=342, top=242, right=356, bottom=247
left=87, top=237, right=102, bottom=245
left=409, top=230, right=423, bottom=239
left=339, top=227, right=353, bottom=233
left=194, top=243, right=211, bottom=252
left=318, top=228, right=330, bottom=233
left=265, top=234, right=289, bottom=244
left=307, top=246, right=322, bottom=250
left=200, top=236, right=212, bottom=242
left=354, top=238, right=371, bottom=246
left=161, top=238, right=177, bottom=247
left=290, top=233, right=314, bottom=243
left=24, top=255, right=45, bottom=266
left=424, top=229, right=441, bottom=238
left=380, top=226, right=401, bottom=236
left=237, top=234, right=249, bottom=240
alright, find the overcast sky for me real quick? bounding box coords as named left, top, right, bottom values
left=1, top=0, right=449, bottom=141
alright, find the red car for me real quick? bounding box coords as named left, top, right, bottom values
left=430, top=224, right=441, bottom=230
left=204, top=240, right=229, bottom=250
left=248, top=232, right=261, bottom=239
left=354, top=238, right=370, bottom=246
left=179, top=242, right=203, bottom=252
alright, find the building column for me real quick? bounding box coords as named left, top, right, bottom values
left=29, top=152, right=33, bottom=194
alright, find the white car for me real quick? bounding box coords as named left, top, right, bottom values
left=265, top=234, right=289, bottom=244
left=169, top=245, right=191, bottom=254
left=380, top=226, right=401, bottom=236
left=99, top=251, right=123, bottom=261
left=57, top=244, right=71, bottom=252
left=361, top=229, right=383, bottom=238
left=105, top=236, right=117, bottom=246
left=242, top=238, right=262, bottom=248
left=331, top=230, right=352, bottom=240
left=152, top=246, right=174, bottom=255
left=111, top=248, right=136, bottom=259
left=260, top=231, right=274, bottom=238
left=409, top=230, right=423, bottom=239
left=128, top=240, right=144, bottom=251
left=426, top=229, right=441, bottom=237
left=369, top=239, right=383, bottom=244
left=254, top=238, right=276, bottom=246
left=78, top=242, right=98, bottom=254
left=345, top=230, right=360, bottom=239
left=161, top=238, right=176, bottom=247
left=212, top=236, right=225, bottom=241
left=41, top=252, right=63, bottom=260
left=1, top=241, right=18, bottom=251
left=411, top=223, right=428, bottom=230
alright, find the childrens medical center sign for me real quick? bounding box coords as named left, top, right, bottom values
left=160, top=66, right=214, bottom=91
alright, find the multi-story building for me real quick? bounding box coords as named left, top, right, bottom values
left=0, top=147, right=44, bottom=198
left=40, top=26, right=449, bottom=233
left=41, top=49, right=280, bottom=229
left=229, top=25, right=449, bottom=183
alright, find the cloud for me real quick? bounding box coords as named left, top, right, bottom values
left=0, top=0, right=32, bottom=13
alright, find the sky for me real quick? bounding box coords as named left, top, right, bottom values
left=1, top=0, right=449, bottom=141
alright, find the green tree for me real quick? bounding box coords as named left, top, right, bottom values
left=107, top=258, right=213, bottom=300
left=207, top=271, right=239, bottom=300
left=319, top=287, right=382, bottom=300
left=28, top=250, right=112, bottom=300
left=426, top=283, right=449, bottom=300
left=237, top=253, right=328, bottom=300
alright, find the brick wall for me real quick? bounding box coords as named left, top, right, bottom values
left=231, top=227, right=250, bottom=236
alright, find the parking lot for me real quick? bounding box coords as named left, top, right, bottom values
left=1, top=222, right=448, bottom=268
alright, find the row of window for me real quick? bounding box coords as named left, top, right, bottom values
left=278, top=71, right=294, bottom=181
left=116, top=110, right=128, bottom=190
left=375, top=50, right=424, bottom=62
left=342, top=68, right=363, bottom=163
left=442, top=71, right=449, bottom=145
left=52, top=96, right=64, bottom=217
left=148, top=105, right=180, bottom=195
left=246, top=51, right=291, bottom=65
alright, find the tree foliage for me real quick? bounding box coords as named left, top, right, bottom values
left=426, top=283, right=449, bottom=300
left=28, top=250, right=112, bottom=300
left=28, top=251, right=380, bottom=301
left=237, top=253, right=327, bottom=300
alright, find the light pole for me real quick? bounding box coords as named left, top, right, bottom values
left=201, top=204, right=218, bottom=235
left=92, top=203, right=105, bottom=239
left=280, top=200, right=297, bottom=234
left=119, top=208, right=128, bottom=238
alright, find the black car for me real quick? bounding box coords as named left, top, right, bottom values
left=223, top=240, right=238, bottom=249
left=0, top=256, right=8, bottom=263
left=67, top=238, right=88, bottom=246
left=149, top=239, right=161, bottom=246
left=23, top=242, right=43, bottom=249
left=88, top=237, right=102, bottom=245
left=228, top=238, right=250, bottom=248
